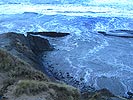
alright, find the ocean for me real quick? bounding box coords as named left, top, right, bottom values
left=0, top=0, right=133, bottom=96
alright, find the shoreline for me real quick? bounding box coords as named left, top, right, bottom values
left=0, top=32, right=132, bottom=100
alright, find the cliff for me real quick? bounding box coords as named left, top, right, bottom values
left=0, top=32, right=80, bottom=100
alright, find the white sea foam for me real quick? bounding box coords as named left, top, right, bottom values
left=0, top=4, right=132, bottom=18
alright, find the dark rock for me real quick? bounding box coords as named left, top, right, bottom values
left=80, top=78, right=84, bottom=81
left=27, top=31, right=70, bottom=37
left=6, top=32, right=36, bottom=58
left=96, top=88, right=115, bottom=97
left=97, top=31, right=107, bottom=35
left=97, top=30, right=133, bottom=38
left=1, top=96, right=8, bottom=100
left=81, top=88, right=116, bottom=100
left=23, top=12, right=39, bottom=15
left=127, top=92, right=133, bottom=99
left=127, top=92, right=133, bottom=96
left=109, top=30, right=133, bottom=34
left=27, top=34, right=54, bottom=54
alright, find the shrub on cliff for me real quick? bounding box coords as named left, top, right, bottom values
left=48, top=82, right=80, bottom=100
left=13, top=80, right=80, bottom=100
left=0, top=49, right=49, bottom=96
left=14, top=80, right=49, bottom=96
left=0, top=49, right=49, bottom=81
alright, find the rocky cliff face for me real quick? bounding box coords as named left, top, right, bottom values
left=0, top=32, right=80, bottom=100
left=0, top=32, right=132, bottom=100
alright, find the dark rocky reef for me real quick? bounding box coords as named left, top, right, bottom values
left=109, top=30, right=133, bottom=34
left=98, top=30, right=133, bottom=38
left=27, top=31, right=70, bottom=37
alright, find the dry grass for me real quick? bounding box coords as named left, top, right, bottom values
left=14, top=80, right=49, bottom=96
left=14, top=80, right=80, bottom=100
left=0, top=49, right=49, bottom=96
left=0, top=49, right=49, bottom=81
left=0, top=49, right=80, bottom=100
left=47, top=82, right=80, bottom=100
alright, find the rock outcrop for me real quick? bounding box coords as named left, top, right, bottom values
left=27, top=32, right=70, bottom=37
left=27, top=33, right=54, bottom=54
left=97, top=30, right=133, bottom=38
left=0, top=32, right=53, bottom=70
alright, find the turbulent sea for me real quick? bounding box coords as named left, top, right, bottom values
left=0, top=0, right=133, bottom=96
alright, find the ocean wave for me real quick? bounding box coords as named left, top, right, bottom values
left=0, top=4, right=132, bottom=18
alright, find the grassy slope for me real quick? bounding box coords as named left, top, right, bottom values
left=0, top=49, right=80, bottom=100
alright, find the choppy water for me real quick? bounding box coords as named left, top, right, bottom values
left=0, top=0, right=133, bottom=96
